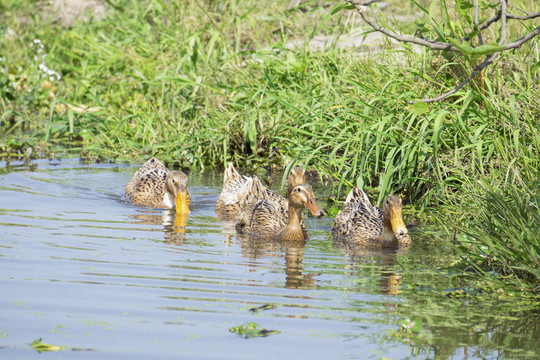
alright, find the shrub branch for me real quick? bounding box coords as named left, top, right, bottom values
left=344, top=0, right=540, bottom=103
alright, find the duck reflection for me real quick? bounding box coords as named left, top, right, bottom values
left=129, top=209, right=189, bottom=245
left=341, top=244, right=404, bottom=297
left=239, top=236, right=317, bottom=289
left=215, top=213, right=238, bottom=246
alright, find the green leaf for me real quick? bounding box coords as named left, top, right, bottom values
left=412, top=102, right=428, bottom=116
left=331, top=3, right=349, bottom=15
left=470, top=44, right=506, bottom=55
left=531, top=60, right=540, bottom=75
left=459, top=1, right=473, bottom=10
left=410, top=0, right=429, bottom=15
left=479, top=0, right=499, bottom=10
left=467, top=30, right=480, bottom=40
left=448, top=37, right=474, bottom=54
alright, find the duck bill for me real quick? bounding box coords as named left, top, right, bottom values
left=305, top=199, right=324, bottom=217
left=390, top=208, right=407, bottom=235
left=174, top=190, right=190, bottom=214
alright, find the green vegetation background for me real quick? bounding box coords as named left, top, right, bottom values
left=1, top=0, right=539, bottom=289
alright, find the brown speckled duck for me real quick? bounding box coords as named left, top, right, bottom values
left=332, top=186, right=410, bottom=248
left=125, top=157, right=191, bottom=213
left=215, top=163, right=306, bottom=219
left=238, top=184, right=324, bottom=242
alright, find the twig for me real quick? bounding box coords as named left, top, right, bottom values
left=503, top=26, right=540, bottom=50
left=473, top=0, right=484, bottom=45
left=499, top=0, right=507, bottom=46
left=411, top=53, right=499, bottom=103
left=351, top=0, right=382, bottom=5
left=345, top=0, right=540, bottom=103
left=473, top=1, right=485, bottom=108
left=481, top=10, right=540, bottom=31
left=346, top=0, right=459, bottom=51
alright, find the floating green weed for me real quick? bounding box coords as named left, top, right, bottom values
left=31, top=338, right=65, bottom=353
left=229, top=322, right=280, bottom=338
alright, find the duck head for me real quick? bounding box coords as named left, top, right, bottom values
left=289, top=184, right=325, bottom=217
left=167, top=170, right=190, bottom=214
left=382, top=195, right=409, bottom=243
left=286, top=167, right=306, bottom=197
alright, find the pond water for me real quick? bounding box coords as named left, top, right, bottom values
left=0, top=158, right=538, bottom=359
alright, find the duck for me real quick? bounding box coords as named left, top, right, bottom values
left=238, top=183, right=325, bottom=242
left=215, top=162, right=253, bottom=217
left=332, top=186, right=410, bottom=248
left=215, top=163, right=306, bottom=219
left=125, top=157, right=191, bottom=213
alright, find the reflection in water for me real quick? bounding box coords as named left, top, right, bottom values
left=129, top=209, right=189, bottom=245
left=341, top=244, right=403, bottom=296
left=235, top=234, right=316, bottom=289
left=215, top=213, right=238, bottom=246
left=283, top=244, right=316, bottom=289
left=2, top=160, right=538, bottom=360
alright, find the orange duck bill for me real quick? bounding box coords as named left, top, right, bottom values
left=174, top=190, right=190, bottom=214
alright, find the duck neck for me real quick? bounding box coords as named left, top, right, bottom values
left=278, top=204, right=305, bottom=242
left=382, top=217, right=397, bottom=244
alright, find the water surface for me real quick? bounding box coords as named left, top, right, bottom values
left=0, top=159, right=538, bottom=359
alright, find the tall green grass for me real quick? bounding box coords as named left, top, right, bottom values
left=454, top=176, right=540, bottom=290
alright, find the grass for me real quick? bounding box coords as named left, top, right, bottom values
left=1, top=0, right=539, bottom=287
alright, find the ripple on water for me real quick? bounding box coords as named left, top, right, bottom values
left=0, top=158, right=537, bottom=359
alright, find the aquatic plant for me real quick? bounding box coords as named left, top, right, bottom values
left=229, top=322, right=280, bottom=338
left=455, top=178, right=540, bottom=289
left=31, top=338, right=65, bottom=352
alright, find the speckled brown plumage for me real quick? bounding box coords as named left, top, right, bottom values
left=233, top=167, right=311, bottom=237
left=332, top=186, right=410, bottom=248
left=216, top=164, right=306, bottom=225
left=125, top=157, right=191, bottom=210
left=215, top=162, right=253, bottom=216
left=239, top=184, right=324, bottom=242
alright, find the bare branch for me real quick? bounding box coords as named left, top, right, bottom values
left=499, top=0, right=507, bottom=45
left=412, top=24, right=540, bottom=103
left=343, top=0, right=540, bottom=103
left=345, top=0, right=460, bottom=51
left=503, top=26, right=540, bottom=50
left=508, top=11, right=540, bottom=21
left=473, top=0, right=484, bottom=45
left=351, top=0, right=382, bottom=5
left=409, top=53, right=499, bottom=104
left=476, top=10, right=540, bottom=35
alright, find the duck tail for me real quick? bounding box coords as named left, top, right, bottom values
left=345, top=186, right=371, bottom=205
left=237, top=176, right=267, bottom=205
left=223, top=162, right=240, bottom=185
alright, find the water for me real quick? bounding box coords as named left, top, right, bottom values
left=0, top=158, right=538, bottom=359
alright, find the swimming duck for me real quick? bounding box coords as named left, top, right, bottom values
left=332, top=186, right=410, bottom=248
left=125, top=157, right=191, bottom=213
left=215, top=163, right=306, bottom=218
left=215, top=163, right=253, bottom=217
left=238, top=183, right=324, bottom=242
